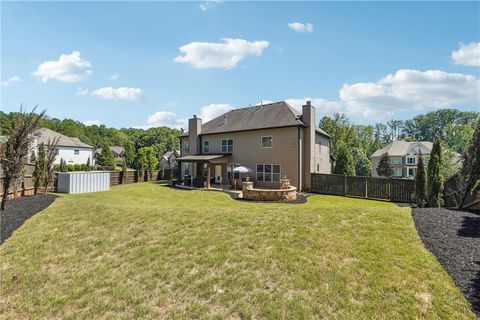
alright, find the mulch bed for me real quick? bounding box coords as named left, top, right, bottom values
left=412, top=208, right=480, bottom=317
left=1, top=194, right=56, bottom=244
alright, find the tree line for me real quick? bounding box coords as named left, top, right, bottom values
left=321, top=108, right=479, bottom=179
left=0, top=111, right=182, bottom=170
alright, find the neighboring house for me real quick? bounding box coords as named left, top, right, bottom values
left=371, top=140, right=433, bottom=178
left=33, top=128, right=94, bottom=165
left=160, top=150, right=180, bottom=169
left=93, top=146, right=125, bottom=165
left=177, top=101, right=331, bottom=191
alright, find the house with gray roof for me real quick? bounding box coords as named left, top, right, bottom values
left=177, top=101, right=331, bottom=191
left=33, top=128, right=94, bottom=165
left=160, top=150, right=180, bottom=169
left=371, top=140, right=433, bottom=178
left=93, top=146, right=125, bottom=165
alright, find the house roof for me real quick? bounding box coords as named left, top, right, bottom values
left=94, top=146, right=125, bottom=155
left=181, top=101, right=330, bottom=138
left=176, top=154, right=230, bottom=162
left=161, top=150, right=180, bottom=160
left=34, top=128, right=93, bottom=149
left=371, top=140, right=433, bottom=157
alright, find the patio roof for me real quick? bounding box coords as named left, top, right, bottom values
left=176, top=154, right=231, bottom=163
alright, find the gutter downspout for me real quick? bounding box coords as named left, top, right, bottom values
left=297, top=126, right=302, bottom=192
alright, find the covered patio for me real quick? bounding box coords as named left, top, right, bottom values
left=176, top=154, right=231, bottom=189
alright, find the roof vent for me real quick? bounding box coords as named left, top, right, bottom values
left=224, top=114, right=228, bottom=126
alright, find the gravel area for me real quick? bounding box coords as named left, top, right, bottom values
left=412, top=208, right=480, bottom=317
left=0, top=194, right=56, bottom=244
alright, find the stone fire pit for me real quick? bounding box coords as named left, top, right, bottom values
left=241, top=179, right=297, bottom=201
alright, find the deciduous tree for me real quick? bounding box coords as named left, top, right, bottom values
left=0, top=107, right=45, bottom=210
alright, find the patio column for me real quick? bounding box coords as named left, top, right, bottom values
left=207, top=164, right=211, bottom=189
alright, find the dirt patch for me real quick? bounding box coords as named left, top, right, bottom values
left=1, top=194, right=56, bottom=244
left=412, top=207, right=480, bottom=317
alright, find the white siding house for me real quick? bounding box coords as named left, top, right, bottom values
left=33, top=128, right=94, bottom=165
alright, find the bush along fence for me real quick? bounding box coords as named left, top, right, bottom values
left=0, top=163, right=55, bottom=199
left=311, top=173, right=415, bottom=203
left=109, top=168, right=175, bottom=186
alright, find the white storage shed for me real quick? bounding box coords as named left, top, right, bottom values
left=57, top=171, right=110, bottom=194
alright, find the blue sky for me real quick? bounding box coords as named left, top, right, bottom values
left=1, top=1, right=479, bottom=129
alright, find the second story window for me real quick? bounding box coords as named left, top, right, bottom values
left=390, top=157, right=402, bottom=165
left=221, top=139, right=233, bottom=153
left=183, top=141, right=190, bottom=154
left=406, top=156, right=416, bottom=165
left=261, top=136, right=273, bottom=148
left=203, top=140, right=210, bottom=153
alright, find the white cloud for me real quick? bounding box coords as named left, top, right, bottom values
left=33, top=51, right=92, bottom=82
left=451, top=42, right=480, bottom=66
left=288, top=22, right=314, bottom=33
left=83, top=119, right=101, bottom=126
left=174, top=38, right=269, bottom=69
left=285, top=69, right=479, bottom=121
left=1, top=76, right=22, bottom=87
left=145, top=111, right=187, bottom=129
left=140, top=103, right=235, bottom=130
left=109, top=72, right=118, bottom=81
left=199, top=0, right=221, bottom=11
left=199, top=103, right=235, bottom=121
left=76, top=87, right=89, bottom=96
left=91, top=87, right=142, bottom=100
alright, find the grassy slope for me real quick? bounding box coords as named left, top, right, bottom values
left=0, top=183, right=475, bottom=319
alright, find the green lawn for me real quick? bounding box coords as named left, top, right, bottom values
left=0, top=182, right=475, bottom=319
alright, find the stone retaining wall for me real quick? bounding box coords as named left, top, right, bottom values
left=242, top=181, right=297, bottom=201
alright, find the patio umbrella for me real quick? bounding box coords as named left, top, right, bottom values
left=232, top=166, right=254, bottom=189
left=233, top=166, right=254, bottom=173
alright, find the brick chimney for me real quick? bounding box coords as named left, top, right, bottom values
left=302, top=101, right=315, bottom=191
left=188, top=115, right=202, bottom=155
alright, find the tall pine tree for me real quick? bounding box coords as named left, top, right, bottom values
left=333, top=142, right=355, bottom=176
left=377, top=152, right=393, bottom=177
left=33, top=143, right=46, bottom=195
left=427, top=138, right=443, bottom=207
left=416, top=151, right=426, bottom=207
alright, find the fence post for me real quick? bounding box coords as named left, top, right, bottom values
left=389, top=178, right=393, bottom=202
left=343, top=174, right=347, bottom=196
left=365, top=177, right=368, bottom=198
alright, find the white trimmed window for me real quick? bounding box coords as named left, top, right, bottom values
left=227, top=163, right=240, bottom=179
left=406, top=156, right=416, bottom=165
left=221, top=139, right=233, bottom=153
left=261, top=136, right=273, bottom=148
left=393, top=168, right=402, bottom=176
left=183, top=141, right=189, bottom=154
left=390, top=157, right=402, bottom=165
left=203, top=140, right=210, bottom=153
left=256, top=164, right=281, bottom=182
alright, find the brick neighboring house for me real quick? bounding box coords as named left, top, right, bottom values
left=371, top=140, right=433, bottom=178
left=177, top=101, right=331, bottom=191
left=160, top=150, right=180, bottom=169
left=94, top=146, right=125, bottom=165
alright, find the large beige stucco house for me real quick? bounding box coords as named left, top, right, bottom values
left=371, top=140, right=433, bottom=178
left=177, top=101, right=331, bottom=191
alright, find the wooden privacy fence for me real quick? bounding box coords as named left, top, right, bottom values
left=0, top=163, right=55, bottom=199
left=109, top=168, right=174, bottom=186
left=311, top=173, right=415, bottom=203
